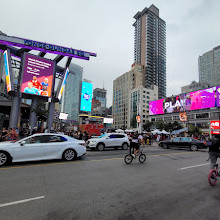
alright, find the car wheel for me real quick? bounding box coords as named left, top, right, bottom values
left=97, top=143, right=105, bottom=151
left=122, top=143, right=128, bottom=150
left=63, top=149, right=76, bottom=161
left=163, top=143, right=168, bottom=149
left=0, top=151, right=10, bottom=166
left=191, top=145, right=198, bottom=151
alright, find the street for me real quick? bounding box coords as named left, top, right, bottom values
left=0, top=145, right=219, bottom=220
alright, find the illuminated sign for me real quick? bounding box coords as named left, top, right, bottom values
left=149, top=86, right=220, bottom=115
left=0, top=35, right=96, bottom=60
left=210, top=121, right=220, bottom=134
left=21, top=53, right=55, bottom=97
left=80, top=81, right=93, bottom=112
left=136, top=115, right=141, bottom=123
left=3, top=49, right=14, bottom=93
left=179, top=112, right=187, bottom=122
left=103, top=118, right=113, bottom=124
left=57, top=68, right=69, bottom=100
left=59, top=112, right=68, bottom=120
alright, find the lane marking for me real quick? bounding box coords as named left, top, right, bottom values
left=0, top=151, right=197, bottom=170
left=0, top=196, right=44, bottom=208
left=177, top=163, right=209, bottom=170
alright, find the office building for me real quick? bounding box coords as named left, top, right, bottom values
left=112, top=63, right=145, bottom=129
left=62, top=63, right=83, bottom=121
left=129, top=85, right=158, bottom=129
left=199, top=46, right=220, bottom=87
left=181, top=81, right=210, bottom=94
left=133, top=5, right=166, bottom=99
left=93, top=88, right=107, bottom=108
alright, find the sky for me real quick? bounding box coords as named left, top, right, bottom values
left=1, top=0, right=220, bottom=107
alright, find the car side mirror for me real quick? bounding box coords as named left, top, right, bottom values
left=20, top=141, right=25, bottom=146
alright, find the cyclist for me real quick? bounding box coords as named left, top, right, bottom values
left=130, top=132, right=143, bottom=158
left=209, top=134, right=220, bottom=169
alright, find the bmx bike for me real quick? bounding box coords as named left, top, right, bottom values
left=208, top=164, right=220, bottom=186
left=124, top=145, right=146, bottom=164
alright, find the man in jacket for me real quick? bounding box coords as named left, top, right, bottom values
left=209, top=134, right=220, bottom=169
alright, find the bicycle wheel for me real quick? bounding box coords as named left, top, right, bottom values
left=124, top=154, right=133, bottom=164
left=139, top=154, right=146, bottom=163
left=208, top=169, right=217, bottom=186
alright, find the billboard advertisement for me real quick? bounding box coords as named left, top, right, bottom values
left=80, top=81, right=93, bottom=112
left=149, top=86, right=220, bottom=116
left=210, top=121, right=220, bottom=134
left=21, top=53, right=54, bottom=97
left=103, top=118, right=113, bottom=124
left=59, top=112, right=68, bottom=120
left=3, top=49, right=14, bottom=93
left=57, top=68, right=69, bottom=100
left=179, top=112, right=187, bottom=122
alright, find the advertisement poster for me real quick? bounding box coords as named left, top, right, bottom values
left=3, top=50, right=13, bottom=93
left=149, top=86, right=220, bottom=116
left=179, top=112, right=187, bottom=122
left=21, top=53, right=54, bottom=97
left=210, top=121, right=220, bottom=134
left=80, top=81, right=93, bottom=112
left=57, top=68, right=69, bottom=100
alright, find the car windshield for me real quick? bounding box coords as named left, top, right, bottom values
left=98, top=134, right=108, bottom=138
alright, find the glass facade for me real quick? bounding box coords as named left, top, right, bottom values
left=199, top=46, right=220, bottom=87
left=62, top=63, right=83, bottom=121
left=133, top=5, right=166, bottom=99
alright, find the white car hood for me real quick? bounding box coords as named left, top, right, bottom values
left=0, top=141, right=16, bottom=149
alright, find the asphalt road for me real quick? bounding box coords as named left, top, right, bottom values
left=0, top=145, right=219, bottom=220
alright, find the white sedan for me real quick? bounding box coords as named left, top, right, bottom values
left=0, top=133, right=86, bottom=166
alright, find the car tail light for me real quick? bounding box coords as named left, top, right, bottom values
left=204, top=141, right=207, bottom=146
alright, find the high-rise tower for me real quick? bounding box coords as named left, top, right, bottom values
left=133, top=5, right=166, bottom=99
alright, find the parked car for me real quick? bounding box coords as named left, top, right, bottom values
left=158, top=137, right=207, bottom=151
left=86, top=133, right=129, bottom=151
left=0, top=133, right=86, bottom=166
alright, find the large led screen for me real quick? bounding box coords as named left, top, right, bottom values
left=80, top=81, right=93, bottom=112
left=21, top=53, right=54, bottom=97
left=149, top=86, right=220, bottom=115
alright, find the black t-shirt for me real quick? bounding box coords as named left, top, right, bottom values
left=209, top=139, right=220, bottom=153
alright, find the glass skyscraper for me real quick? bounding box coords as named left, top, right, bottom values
left=133, top=5, right=166, bottom=99
left=62, top=63, right=83, bottom=121
left=199, top=46, right=220, bottom=87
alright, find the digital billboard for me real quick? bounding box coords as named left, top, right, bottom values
left=149, top=86, right=220, bottom=116
left=57, top=68, right=69, bottom=100
left=21, top=53, right=55, bottom=97
left=3, top=49, right=14, bottom=93
left=210, top=121, right=220, bottom=134
left=80, top=81, right=93, bottom=112
left=179, top=112, right=187, bottom=122
left=103, top=118, right=113, bottom=124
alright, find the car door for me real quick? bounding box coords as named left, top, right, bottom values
left=115, top=134, right=125, bottom=146
left=170, top=137, right=181, bottom=148
left=105, top=134, right=117, bottom=147
left=179, top=137, right=189, bottom=149
left=45, top=135, right=68, bottom=159
left=13, top=136, right=46, bottom=162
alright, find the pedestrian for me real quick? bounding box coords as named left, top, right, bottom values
left=208, top=134, right=220, bottom=169
left=0, top=127, right=9, bottom=142
left=7, top=128, right=18, bottom=141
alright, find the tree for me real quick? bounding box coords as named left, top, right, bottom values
left=143, top=120, right=154, bottom=132
left=188, top=124, right=202, bottom=136
left=130, top=115, right=137, bottom=128
left=154, top=121, right=165, bottom=130
left=172, top=121, right=183, bottom=131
